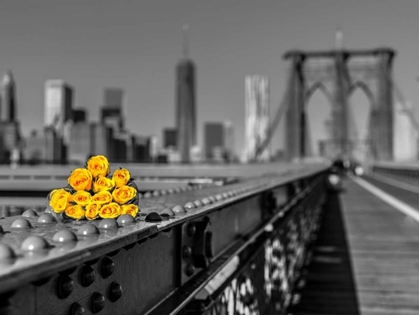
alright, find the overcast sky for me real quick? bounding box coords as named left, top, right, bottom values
left=0, top=0, right=418, bottom=156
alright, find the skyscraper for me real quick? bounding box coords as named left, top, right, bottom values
left=44, top=80, right=73, bottom=137
left=163, top=128, right=177, bottom=149
left=101, top=88, right=124, bottom=132
left=204, top=122, right=224, bottom=160
left=244, top=75, right=270, bottom=162
left=176, top=25, right=196, bottom=163
left=1, top=70, right=17, bottom=122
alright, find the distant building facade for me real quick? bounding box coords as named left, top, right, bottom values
left=244, top=75, right=270, bottom=162
left=101, top=88, right=124, bottom=132
left=176, top=60, right=196, bottom=163
left=204, top=122, right=224, bottom=161
left=1, top=70, right=17, bottom=122
left=44, top=80, right=73, bottom=137
left=163, top=128, right=177, bottom=149
left=72, top=108, right=87, bottom=123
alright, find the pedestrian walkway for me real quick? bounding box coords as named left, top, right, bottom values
left=288, top=178, right=418, bottom=315
left=341, top=179, right=419, bottom=315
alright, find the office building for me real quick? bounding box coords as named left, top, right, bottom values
left=68, top=122, right=94, bottom=163
left=101, top=88, right=124, bottom=132
left=44, top=127, right=64, bottom=163
left=23, top=131, right=46, bottom=164
left=0, top=121, right=20, bottom=163
left=204, top=122, right=224, bottom=160
left=163, top=128, right=177, bottom=149
left=44, top=80, right=73, bottom=137
left=1, top=70, right=17, bottom=122
left=224, top=120, right=234, bottom=162
left=72, top=108, right=87, bottom=123
left=244, top=75, right=270, bottom=162
left=176, top=59, right=196, bottom=163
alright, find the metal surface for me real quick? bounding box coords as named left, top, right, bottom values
left=0, top=164, right=328, bottom=315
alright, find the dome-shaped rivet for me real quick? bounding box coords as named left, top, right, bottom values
left=22, top=209, right=38, bottom=218
left=91, top=292, right=105, bottom=313
left=143, top=192, right=152, bottom=198
left=57, top=274, right=74, bottom=299
left=70, top=302, right=85, bottom=315
left=184, top=202, right=196, bottom=209
left=76, top=224, right=99, bottom=236
left=215, top=194, right=223, bottom=201
left=194, top=200, right=203, bottom=207
left=44, top=207, right=52, bottom=214
left=187, top=223, right=196, bottom=236
left=161, top=208, right=175, bottom=217
left=99, top=219, right=118, bottom=230
left=80, top=265, right=95, bottom=287
left=145, top=212, right=162, bottom=222
left=209, top=196, right=217, bottom=203
left=117, top=214, right=135, bottom=226
left=153, top=190, right=160, bottom=197
left=201, top=198, right=211, bottom=205
left=53, top=230, right=77, bottom=243
left=167, top=189, right=175, bottom=194
left=37, top=213, right=56, bottom=224
left=100, top=256, right=115, bottom=279
left=185, top=263, right=195, bottom=276
left=138, top=193, right=143, bottom=199
left=160, top=190, right=167, bottom=196
left=222, top=193, right=229, bottom=199
left=182, top=246, right=192, bottom=260
left=21, top=236, right=49, bottom=251
left=172, top=205, right=186, bottom=214
left=108, top=282, right=123, bottom=302
left=11, top=218, right=32, bottom=229
left=0, top=243, right=16, bottom=260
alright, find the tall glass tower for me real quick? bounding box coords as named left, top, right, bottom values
left=1, top=70, right=16, bottom=122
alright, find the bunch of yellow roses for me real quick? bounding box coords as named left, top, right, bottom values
left=47, top=155, right=139, bottom=221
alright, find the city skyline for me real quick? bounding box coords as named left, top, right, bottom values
left=0, top=0, right=418, bottom=157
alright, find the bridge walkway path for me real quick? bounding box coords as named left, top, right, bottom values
left=288, top=178, right=418, bottom=315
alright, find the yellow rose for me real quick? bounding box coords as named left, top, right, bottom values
left=49, top=188, right=72, bottom=213
left=68, top=168, right=93, bottom=191
left=112, top=168, right=131, bottom=188
left=93, top=176, right=115, bottom=193
left=91, top=191, right=113, bottom=205
left=121, top=204, right=139, bottom=218
left=99, top=202, right=122, bottom=219
left=112, top=185, right=137, bottom=204
left=72, top=191, right=92, bottom=207
left=85, top=202, right=101, bottom=221
left=65, top=204, right=85, bottom=220
left=87, top=155, right=110, bottom=178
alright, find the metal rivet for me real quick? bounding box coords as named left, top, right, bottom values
left=153, top=190, right=161, bottom=197
left=80, top=265, right=95, bottom=287
left=91, top=292, right=105, bottom=313
left=185, top=263, right=195, bottom=276
left=22, top=209, right=38, bottom=218
left=160, top=190, right=167, bottom=196
left=193, top=200, right=203, bottom=207
left=201, top=197, right=211, bottom=205
left=187, top=223, right=196, bottom=236
left=0, top=243, right=16, bottom=260
left=57, top=274, right=74, bottom=299
left=184, top=202, right=196, bottom=209
left=143, top=192, right=152, bottom=198
left=145, top=212, right=162, bottom=222
left=70, top=302, right=85, bottom=315
left=117, top=214, right=135, bottom=226
left=161, top=208, right=175, bottom=217
left=77, top=224, right=100, bottom=236
left=37, top=213, right=56, bottom=224
left=167, top=189, right=175, bottom=194
left=222, top=192, right=229, bottom=199
left=21, top=236, right=49, bottom=251
left=172, top=205, right=186, bottom=214
left=215, top=194, right=223, bottom=201
left=100, top=256, right=115, bottom=279
left=11, top=218, right=32, bottom=229
left=209, top=196, right=217, bottom=203
left=44, top=207, right=52, bottom=214
left=182, top=246, right=192, bottom=260
left=53, top=230, right=77, bottom=243
left=108, top=282, right=123, bottom=302
left=99, top=219, right=118, bottom=230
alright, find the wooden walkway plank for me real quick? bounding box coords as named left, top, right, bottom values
left=340, top=179, right=419, bottom=315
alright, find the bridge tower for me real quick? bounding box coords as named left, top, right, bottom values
left=283, top=48, right=395, bottom=161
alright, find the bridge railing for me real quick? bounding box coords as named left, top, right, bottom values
left=0, top=165, right=329, bottom=315
left=369, top=161, right=419, bottom=187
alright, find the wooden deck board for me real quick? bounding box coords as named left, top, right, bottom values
left=340, top=179, right=419, bottom=315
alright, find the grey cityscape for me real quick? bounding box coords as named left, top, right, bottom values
left=0, top=1, right=418, bottom=315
